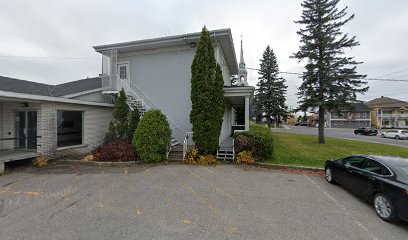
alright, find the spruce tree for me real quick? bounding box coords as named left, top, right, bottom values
left=104, top=89, right=130, bottom=143
left=190, top=27, right=225, bottom=154
left=113, top=89, right=130, bottom=139
left=293, top=0, right=368, bottom=143
left=128, top=109, right=140, bottom=140
left=254, top=46, right=288, bottom=128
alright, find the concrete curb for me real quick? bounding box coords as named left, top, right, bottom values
left=57, top=159, right=146, bottom=167
left=243, top=162, right=324, bottom=173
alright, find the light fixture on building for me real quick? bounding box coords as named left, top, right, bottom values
left=19, top=102, right=28, bottom=108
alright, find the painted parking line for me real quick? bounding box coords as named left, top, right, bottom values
left=125, top=169, right=143, bottom=216
left=304, top=175, right=380, bottom=240
left=200, top=166, right=241, bottom=189
left=97, top=173, right=109, bottom=208
left=184, top=166, right=239, bottom=204
left=167, top=166, right=240, bottom=234
left=145, top=168, right=193, bottom=226
left=1, top=173, right=38, bottom=191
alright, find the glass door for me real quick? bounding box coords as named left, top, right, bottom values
left=15, top=111, right=37, bottom=150
left=117, top=63, right=130, bottom=88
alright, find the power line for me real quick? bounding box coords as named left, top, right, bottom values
left=0, top=55, right=99, bottom=60
left=247, top=67, right=408, bottom=82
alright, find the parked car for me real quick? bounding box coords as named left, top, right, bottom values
left=295, top=122, right=308, bottom=126
left=380, top=130, right=408, bottom=140
left=354, top=127, right=378, bottom=136
left=325, top=155, right=408, bottom=222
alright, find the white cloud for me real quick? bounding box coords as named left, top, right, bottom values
left=0, top=0, right=408, bottom=106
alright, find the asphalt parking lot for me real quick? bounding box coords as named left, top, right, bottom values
left=0, top=163, right=407, bottom=240
left=273, top=126, right=408, bottom=147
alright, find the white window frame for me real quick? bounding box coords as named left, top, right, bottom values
left=117, top=62, right=130, bottom=89
left=356, top=113, right=361, bottom=118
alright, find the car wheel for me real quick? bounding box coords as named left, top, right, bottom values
left=373, top=193, right=399, bottom=222
left=381, top=134, right=385, bottom=138
left=325, top=167, right=335, bottom=184
left=395, top=135, right=401, bottom=140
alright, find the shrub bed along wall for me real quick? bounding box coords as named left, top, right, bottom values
left=92, top=139, right=137, bottom=162
left=234, top=123, right=274, bottom=161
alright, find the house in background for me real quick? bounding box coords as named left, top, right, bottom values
left=0, top=76, right=113, bottom=172
left=93, top=29, right=254, bottom=159
left=366, top=96, right=408, bottom=128
left=327, top=103, right=371, bottom=128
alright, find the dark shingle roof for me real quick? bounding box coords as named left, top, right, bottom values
left=52, top=77, right=101, bottom=96
left=352, top=103, right=371, bottom=111
left=0, top=75, right=101, bottom=97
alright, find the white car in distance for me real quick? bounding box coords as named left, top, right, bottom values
left=380, top=129, right=408, bottom=140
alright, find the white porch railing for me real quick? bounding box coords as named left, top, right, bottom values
left=183, top=132, right=193, bottom=161
left=379, top=114, right=408, bottom=118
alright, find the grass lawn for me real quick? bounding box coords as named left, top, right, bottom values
left=266, top=132, right=408, bottom=168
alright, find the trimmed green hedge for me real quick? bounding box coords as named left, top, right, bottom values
left=132, top=109, right=171, bottom=163
left=234, top=123, right=273, bottom=161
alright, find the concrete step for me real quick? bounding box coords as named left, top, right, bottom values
left=167, top=158, right=184, bottom=162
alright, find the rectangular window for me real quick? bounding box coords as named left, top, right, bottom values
left=57, top=111, right=83, bottom=147
left=363, top=113, right=367, bottom=118
left=119, top=65, right=127, bottom=80
left=334, top=121, right=338, bottom=125
left=356, top=113, right=361, bottom=118
left=340, top=121, right=344, bottom=125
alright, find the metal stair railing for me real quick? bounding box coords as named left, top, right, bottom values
left=116, top=76, right=181, bottom=131
left=183, top=132, right=193, bottom=161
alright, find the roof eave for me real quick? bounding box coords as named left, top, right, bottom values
left=0, top=90, right=114, bottom=107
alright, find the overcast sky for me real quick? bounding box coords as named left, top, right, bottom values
left=1, top=0, right=408, bottom=109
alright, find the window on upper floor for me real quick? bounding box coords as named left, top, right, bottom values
left=118, top=65, right=128, bottom=80
left=363, top=113, right=367, bottom=117
left=356, top=113, right=361, bottom=118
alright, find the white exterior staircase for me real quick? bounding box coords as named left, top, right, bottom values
left=110, top=77, right=181, bottom=157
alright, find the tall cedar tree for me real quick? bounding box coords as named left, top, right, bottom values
left=254, top=46, right=288, bottom=127
left=293, top=0, right=368, bottom=143
left=190, top=27, right=225, bottom=154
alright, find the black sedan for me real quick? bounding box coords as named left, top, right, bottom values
left=325, top=155, right=408, bottom=222
left=354, top=127, right=378, bottom=136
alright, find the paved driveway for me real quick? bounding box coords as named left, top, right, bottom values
left=0, top=163, right=407, bottom=240
left=273, top=126, right=408, bottom=147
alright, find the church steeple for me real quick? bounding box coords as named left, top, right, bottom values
left=237, top=38, right=248, bottom=86
left=239, top=39, right=246, bottom=68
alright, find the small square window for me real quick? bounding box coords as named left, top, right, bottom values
left=363, top=113, right=367, bottom=117
left=356, top=113, right=361, bottom=118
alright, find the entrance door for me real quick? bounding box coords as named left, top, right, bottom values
left=117, top=63, right=130, bottom=88
left=15, top=111, right=37, bottom=150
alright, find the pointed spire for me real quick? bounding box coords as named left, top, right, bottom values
left=239, top=38, right=245, bottom=67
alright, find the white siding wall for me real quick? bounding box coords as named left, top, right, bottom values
left=214, top=45, right=231, bottom=86
left=220, top=101, right=233, bottom=143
